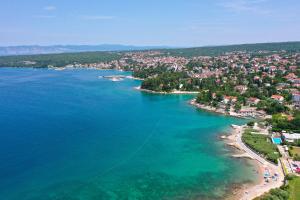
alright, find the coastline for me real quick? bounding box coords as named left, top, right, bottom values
left=41, top=68, right=286, bottom=199
left=189, top=99, right=249, bottom=119
left=134, top=85, right=285, bottom=199
left=220, top=125, right=285, bottom=200
left=134, top=86, right=200, bottom=94
left=3, top=67, right=286, bottom=199
left=187, top=99, right=285, bottom=199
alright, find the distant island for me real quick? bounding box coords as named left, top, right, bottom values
left=1, top=41, right=300, bottom=199
left=0, top=44, right=171, bottom=56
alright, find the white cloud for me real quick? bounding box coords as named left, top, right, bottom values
left=44, top=6, right=56, bottom=11
left=218, top=0, right=270, bottom=14
left=81, top=15, right=115, bottom=20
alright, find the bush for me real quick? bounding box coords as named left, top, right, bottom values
left=247, top=121, right=255, bottom=127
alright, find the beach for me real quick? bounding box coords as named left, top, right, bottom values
left=222, top=125, right=285, bottom=200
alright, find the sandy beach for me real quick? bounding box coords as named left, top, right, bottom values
left=223, top=125, right=285, bottom=200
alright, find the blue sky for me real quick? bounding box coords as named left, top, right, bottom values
left=0, top=0, right=299, bottom=46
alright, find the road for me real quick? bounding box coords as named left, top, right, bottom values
left=231, top=125, right=285, bottom=200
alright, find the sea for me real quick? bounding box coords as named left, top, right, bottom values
left=0, top=68, right=258, bottom=200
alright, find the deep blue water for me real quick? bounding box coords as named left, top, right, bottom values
left=0, top=68, right=257, bottom=200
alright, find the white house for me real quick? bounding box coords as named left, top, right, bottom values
left=283, top=133, right=300, bottom=143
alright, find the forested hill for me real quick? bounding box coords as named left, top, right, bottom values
left=160, top=41, right=300, bottom=57
left=0, top=51, right=122, bottom=68
left=0, top=41, right=300, bottom=68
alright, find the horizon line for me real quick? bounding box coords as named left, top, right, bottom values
left=1, top=40, right=300, bottom=49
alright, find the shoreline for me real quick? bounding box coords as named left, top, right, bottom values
left=221, top=125, right=285, bottom=200
left=13, top=67, right=285, bottom=199
left=134, top=85, right=285, bottom=199
left=189, top=99, right=249, bottom=119
left=134, top=86, right=200, bottom=94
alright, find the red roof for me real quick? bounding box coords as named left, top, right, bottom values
left=271, top=95, right=284, bottom=100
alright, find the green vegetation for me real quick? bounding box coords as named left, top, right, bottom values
left=255, top=188, right=289, bottom=200
left=141, top=72, right=196, bottom=92
left=0, top=51, right=121, bottom=68
left=289, top=146, right=300, bottom=161
left=132, top=65, right=169, bottom=79
left=287, top=175, right=300, bottom=200
left=269, top=113, right=300, bottom=133
left=247, top=121, right=255, bottom=127
left=258, top=100, right=289, bottom=115
left=242, top=129, right=281, bottom=164
left=255, top=175, right=300, bottom=200
left=160, top=42, right=300, bottom=57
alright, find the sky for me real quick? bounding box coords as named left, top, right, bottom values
left=0, top=0, right=299, bottom=47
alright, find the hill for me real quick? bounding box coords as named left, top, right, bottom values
left=0, top=41, right=299, bottom=68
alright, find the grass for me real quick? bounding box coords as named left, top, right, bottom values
left=289, top=146, right=300, bottom=161
left=242, top=129, right=281, bottom=164
left=288, top=176, right=300, bottom=200
left=290, top=146, right=300, bottom=155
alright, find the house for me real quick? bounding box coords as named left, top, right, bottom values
left=292, top=78, right=300, bottom=84
left=223, top=96, right=237, bottom=104
left=238, top=107, right=257, bottom=117
left=269, top=66, right=277, bottom=72
left=271, top=95, right=284, bottom=102
left=254, top=76, right=260, bottom=81
left=247, top=97, right=260, bottom=105
left=283, top=133, right=300, bottom=143
left=234, top=85, right=247, bottom=93
left=289, top=66, right=298, bottom=71
left=284, top=73, right=298, bottom=80
left=292, top=92, right=300, bottom=108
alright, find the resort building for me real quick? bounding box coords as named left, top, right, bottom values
left=283, top=133, right=300, bottom=143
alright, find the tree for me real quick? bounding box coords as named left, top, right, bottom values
left=247, top=121, right=255, bottom=127
left=234, top=102, right=242, bottom=112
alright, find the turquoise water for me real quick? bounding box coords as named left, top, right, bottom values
left=272, top=138, right=282, bottom=145
left=0, top=68, right=257, bottom=200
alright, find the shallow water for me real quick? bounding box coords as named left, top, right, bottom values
left=0, top=68, right=257, bottom=200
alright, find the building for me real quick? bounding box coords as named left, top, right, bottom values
left=292, top=78, right=300, bottom=84
left=283, top=133, right=300, bottom=143
left=234, top=85, right=248, bottom=93
left=271, top=95, right=284, bottom=102
left=292, top=92, right=300, bottom=108
left=238, top=107, right=257, bottom=117
left=284, top=73, right=298, bottom=80
left=247, top=97, right=260, bottom=105
left=223, top=96, right=237, bottom=104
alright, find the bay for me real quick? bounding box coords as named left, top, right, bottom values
left=0, top=68, right=257, bottom=200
